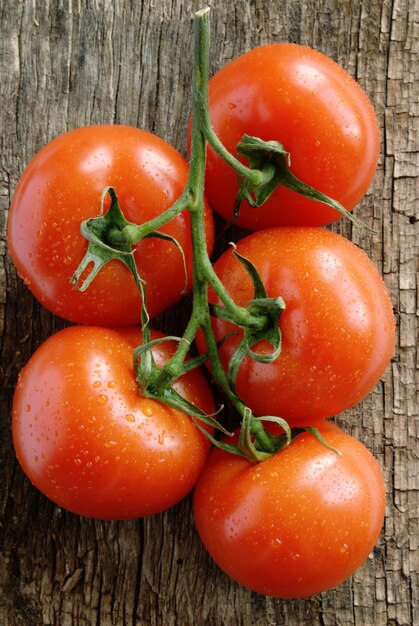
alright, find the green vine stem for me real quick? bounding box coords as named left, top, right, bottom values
left=138, top=7, right=290, bottom=459
left=73, top=7, right=342, bottom=462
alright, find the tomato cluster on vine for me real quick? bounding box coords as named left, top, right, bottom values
left=7, top=11, right=394, bottom=600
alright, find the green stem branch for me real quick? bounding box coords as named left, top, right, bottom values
left=108, top=193, right=192, bottom=245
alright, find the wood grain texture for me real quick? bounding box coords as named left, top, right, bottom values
left=1, top=0, right=417, bottom=624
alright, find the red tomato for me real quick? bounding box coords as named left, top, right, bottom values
left=196, top=227, right=395, bottom=424
left=194, top=422, right=386, bottom=598
left=8, top=125, right=214, bottom=325
left=204, top=44, right=380, bottom=229
left=12, top=326, right=215, bottom=520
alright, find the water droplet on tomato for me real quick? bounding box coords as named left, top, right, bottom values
left=125, top=414, right=135, bottom=423
left=97, top=394, right=108, bottom=404
left=107, top=380, right=117, bottom=388
left=25, top=404, right=31, bottom=413
left=93, top=381, right=101, bottom=388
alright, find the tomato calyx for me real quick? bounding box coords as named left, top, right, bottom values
left=133, top=334, right=232, bottom=436
left=211, top=244, right=285, bottom=391
left=238, top=409, right=291, bottom=461
left=229, top=135, right=371, bottom=231
left=72, top=186, right=188, bottom=307
left=71, top=186, right=145, bottom=294
left=210, top=416, right=341, bottom=464
left=239, top=419, right=342, bottom=463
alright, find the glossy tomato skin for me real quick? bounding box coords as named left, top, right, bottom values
left=194, top=422, right=386, bottom=598
left=8, top=125, right=214, bottom=325
left=197, top=227, right=395, bottom=424
left=12, top=326, right=215, bottom=520
left=205, top=44, right=380, bottom=229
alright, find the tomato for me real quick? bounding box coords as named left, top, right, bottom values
left=12, top=326, right=215, bottom=520
left=7, top=125, right=214, bottom=325
left=194, top=421, right=385, bottom=598
left=196, top=227, right=395, bottom=424
left=204, top=44, right=380, bottom=229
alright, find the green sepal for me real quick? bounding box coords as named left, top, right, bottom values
left=134, top=336, right=190, bottom=359
left=234, top=134, right=370, bottom=230
left=227, top=340, right=248, bottom=394
left=143, top=230, right=188, bottom=295
left=134, top=336, right=208, bottom=378
left=235, top=411, right=294, bottom=462
left=303, top=426, right=342, bottom=456
left=238, top=409, right=274, bottom=462
left=257, top=415, right=292, bottom=449
left=192, top=421, right=248, bottom=459
left=232, top=243, right=267, bottom=299
left=142, top=383, right=232, bottom=436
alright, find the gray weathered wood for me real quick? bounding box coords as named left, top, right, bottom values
left=1, top=1, right=417, bottom=624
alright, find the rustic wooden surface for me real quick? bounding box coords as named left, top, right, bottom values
left=1, top=1, right=417, bottom=625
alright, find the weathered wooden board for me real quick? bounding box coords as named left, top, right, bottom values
left=1, top=1, right=417, bottom=625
